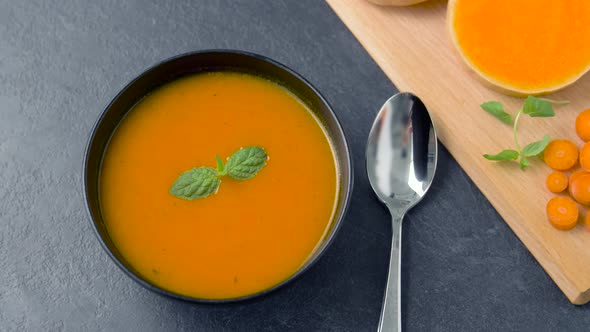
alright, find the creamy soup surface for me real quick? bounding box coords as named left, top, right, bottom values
left=100, top=72, right=338, bottom=299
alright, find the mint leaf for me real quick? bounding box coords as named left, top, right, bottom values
left=169, top=146, right=268, bottom=201
left=215, top=155, right=226, bottom=175
left=522, top=96, right=555, bottom=117
left=226, top=146, right=268, bottom=180
left=169, top=167, right=220, bottom=200
left=483, top=150, right=520, bottom=161
left=481, top=101, right=512, bottom=124
left=519, top=157, right=531, bottom=169
left=522, top=135, right=550, bottom=157
left=481, top=95, right=564, bottom=170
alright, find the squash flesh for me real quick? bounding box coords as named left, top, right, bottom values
left=450, top=0, right=590, bottom=93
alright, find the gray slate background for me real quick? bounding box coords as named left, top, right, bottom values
left=1, top=0, right=589, bottom=331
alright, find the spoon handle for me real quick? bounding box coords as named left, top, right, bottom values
left=378, top=214, right=403, bottom=332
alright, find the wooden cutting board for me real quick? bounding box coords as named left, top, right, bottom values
left=326, top=0, right=590, bottom=304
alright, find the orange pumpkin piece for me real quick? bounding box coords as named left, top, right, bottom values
left=569, top=171, right=590, bottom=205
left=546, top=172, right=568, bottom=193
left=544, top=140, right=578, bottom=171
left=448, top=0, right=590, bottom=96
left=580, top=142, right=590, bottom=170
left=576, top=109, right=590, bottom=142
left=546, top=196, right=579, bottom=231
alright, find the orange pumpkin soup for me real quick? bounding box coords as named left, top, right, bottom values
left=99, top=72, right=338, bottom=299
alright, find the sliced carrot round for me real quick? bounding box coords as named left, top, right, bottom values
left=546, top=171, right=568, bottom=193
left=569, top=171, right=590, bottom=205
left=576, top=109, right=590, bottom=142
left=580, top=142, right=590, bottom=170
left=544, top=139, right=579, bottom=170
left=570, top=170, right=590, bottom=184
left=546, top=196, right=579, bottom=230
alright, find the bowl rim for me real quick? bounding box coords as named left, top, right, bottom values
left=82, top=49, right=354, bottom=303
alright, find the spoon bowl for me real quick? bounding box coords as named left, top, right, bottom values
left=366, top=92, right=438, bottom=331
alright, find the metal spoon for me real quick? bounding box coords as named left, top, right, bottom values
left=366, top=92, right=438, bottom=332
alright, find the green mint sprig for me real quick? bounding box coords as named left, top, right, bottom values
left=482, top=96, right=568, bottom=170
left=169, top=146, right=268, bottom=200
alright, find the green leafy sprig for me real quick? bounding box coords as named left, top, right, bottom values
left=482, top=96, right=568, bottom=170
left=169, top=146, right=268, bottom=200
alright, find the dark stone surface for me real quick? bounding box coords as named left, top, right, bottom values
left=1, top=0, right=589, bottom=331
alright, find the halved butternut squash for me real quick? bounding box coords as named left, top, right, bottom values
left=448, top=0, right=590, bottom=96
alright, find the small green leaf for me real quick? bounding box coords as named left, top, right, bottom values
left=538, top=98, right=570, bottom=106
left=215, top=155, right=226, bottom=175
left=522, top=96, right=555, bottom=117
left=519, top=157, right=531, bottom=169
left=481, top=101, right=512, bottom=124
left=226, top=146, right=268, bottom=180
left=169, top=146, right=268, bottom=201
left=483, top=150, right=520, bottom=161
left=169, top=167, right=220, bottom=200
left=522, top=135, right=550, bottom=157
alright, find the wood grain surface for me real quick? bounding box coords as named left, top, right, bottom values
left=326, top=0, right=590, bottom=304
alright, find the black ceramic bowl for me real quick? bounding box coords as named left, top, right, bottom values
left=83, top=50, right=353, bottom=303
